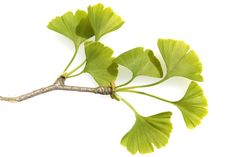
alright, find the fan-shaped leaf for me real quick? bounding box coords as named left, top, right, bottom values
left=115, top=47, right=163, bottom=78
left=48, top=10, right=93, bottom=48
left=83, top=41, right=118, bottom=86
left=121, top=112, right=172, bottom=154
left=76, top=12, right=94, bottom=39
left=158, top=39, right=203, bottom=81
left=88, top=3, right=124, bottom=41
left=174, top=81, right=208, bottom=128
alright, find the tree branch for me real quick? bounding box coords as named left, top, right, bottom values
left=0, top=76, right=113, bottom=102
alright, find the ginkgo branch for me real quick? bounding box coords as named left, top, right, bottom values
left=0, top=76, right=113, bottom=102
left=0, top=3, right=207, bottom=154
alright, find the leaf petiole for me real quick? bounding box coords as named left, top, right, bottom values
left=66, top=60, right=86, bottom=77
left=117, top=89, right=173, bottom=104
left=116, top=77, right=168, bottom=91
left=115, top=93, right=139, bottom=115
left=116, top=75, right=135, bottom=88
left=66, top=71, right=84, bottom=78
left=63, top=44, right=80, bottom=73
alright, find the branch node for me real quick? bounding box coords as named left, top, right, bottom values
left=54, top=76, right=66, bottom=87
left=94, top=86, right=112, bottom=95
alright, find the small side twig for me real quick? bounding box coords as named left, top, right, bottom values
left=0, top=76, right=113, bottom=102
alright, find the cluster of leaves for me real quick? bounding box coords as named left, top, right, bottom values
left=48, top=3, right=208, bottom=155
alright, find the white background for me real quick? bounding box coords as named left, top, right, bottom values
left=0, top=0, right=234, bottom=156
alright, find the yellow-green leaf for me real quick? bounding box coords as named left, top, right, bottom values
left=121, top=112, right=172, bottom=154
left=48, top=10, right=93, bottom=48
left=174, top=81, right=208, bottom=128
left=76, top=12, right=94, bottom=39
left=158, top=39, right=203, bottom=81
left=115, top=47, right=163, bottom=78
left=83, top=41, right=118, bottom=86
left=88, top=3, right=124, bottom=41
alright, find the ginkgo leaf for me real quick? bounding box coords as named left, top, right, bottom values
left=121, top=112, right=172, bottom=154
left=158, top=39, right=203, bottom=81
left=174, top=81, right=208, bottom=129
left=76, top=12, right=94, bottom=39
left=48, top=10, right=93, bottom=48
left=114, top=47, right=163, bottom=78
left=83, top=41, right=118, bottom=86
left=88, top=3, right=124, bottom=41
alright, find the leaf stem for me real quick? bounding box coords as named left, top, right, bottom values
left=63, top=45, right=79, bottom=73
left=66, top=60, right=86, bottom=76
left=67, top=71, right=84, bottom=78
left=117, top=89, right=173, bottom=104
left=115, top=93, right=139, bottom=115
left=116, top=77, right=168, bottom=91
left=116, top=75, right=135, bottom=88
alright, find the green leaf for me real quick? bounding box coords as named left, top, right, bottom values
left=48, top=10, right=93, bottom=48
left=114, top=47, right=163, bottom=78
left=76, top=12, right=94, bottom=39
left=174, top=81, right=208, bottom=128
left=83, top=41, right=118, bottom=86
left=88, top=3, right=124, bottom=41
left=121, top=112, right=172, bottom=154
left=158, top=39, right=203, bottom=81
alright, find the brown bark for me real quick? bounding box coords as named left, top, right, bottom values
left=0, top=76, right=113, bottom=102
